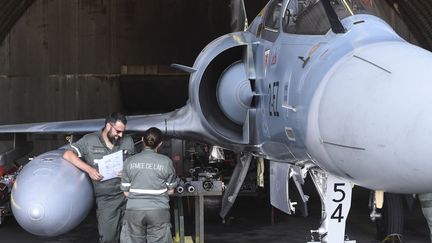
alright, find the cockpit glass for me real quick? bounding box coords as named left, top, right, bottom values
left=282, top=0, right=379, bottom=35
left=264, top=0, right=284, bottom=31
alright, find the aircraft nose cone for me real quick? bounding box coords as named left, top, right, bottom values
left=28, top=204, right=44, bottom=220
left=308, top=40, right=432, bottom=192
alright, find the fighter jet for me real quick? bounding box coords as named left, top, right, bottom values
left=0, top=0, right=431, bottom=242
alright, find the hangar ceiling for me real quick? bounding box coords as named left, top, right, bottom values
left=0, top=0, right=35, bottom=45
left=1, top=0, right=431, bottom=50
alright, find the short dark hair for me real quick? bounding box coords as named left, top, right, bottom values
left=105, top=112, right=127, bottom=126
left=143, top=127, right=163, bottom=149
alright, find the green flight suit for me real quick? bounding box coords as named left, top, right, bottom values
left=120, top=148, right=177, bottom=243
left=67, top=130, right=135, bottom=243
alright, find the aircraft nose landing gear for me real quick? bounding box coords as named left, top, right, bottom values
left=308, top=169, right=356, bottom=243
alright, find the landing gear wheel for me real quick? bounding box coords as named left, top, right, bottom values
left=376, top=193, right=404, bottom=241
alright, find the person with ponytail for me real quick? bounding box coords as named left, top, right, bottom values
left=120, top=127, right=177, bottom=243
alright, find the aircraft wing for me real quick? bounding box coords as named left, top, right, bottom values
left=0, top=118, right=105, bottom=134
left=0, top=107, right=190, bottom=135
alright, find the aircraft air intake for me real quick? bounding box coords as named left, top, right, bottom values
left=197, top=45, right=249, bottom=144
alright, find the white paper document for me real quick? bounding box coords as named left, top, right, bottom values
left=95, top=150, right=124, bottom=181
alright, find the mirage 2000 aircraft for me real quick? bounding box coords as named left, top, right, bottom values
left=0, top=0, right=432, bottom=242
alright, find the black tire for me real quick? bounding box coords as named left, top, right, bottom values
left=376, top=193, right=404, bottom=240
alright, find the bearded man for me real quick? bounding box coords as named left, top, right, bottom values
left=63, top=112, right=135, bottom=243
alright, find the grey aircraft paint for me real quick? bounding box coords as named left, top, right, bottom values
left=0, top=0, right=431, bottom=241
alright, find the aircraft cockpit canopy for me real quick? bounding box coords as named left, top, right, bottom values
left=262, top=0, right=380, bottom=37
left=263, top=0, right=284, bottom=31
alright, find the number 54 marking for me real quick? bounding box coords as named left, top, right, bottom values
left=331, top=183, right=346, bottom=222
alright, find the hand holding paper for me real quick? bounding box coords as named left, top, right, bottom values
left=94, top=150, right=124, bottom=181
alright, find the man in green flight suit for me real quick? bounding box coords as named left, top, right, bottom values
left=63, top=112, right=135, bottom=243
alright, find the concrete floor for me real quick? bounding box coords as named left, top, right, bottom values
left=0, top=187, right=429, bottom=243
left=204, top=188, right=430, bottom=243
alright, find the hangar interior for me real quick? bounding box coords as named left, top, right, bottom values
left=0, top=0, right=430, bottom=145
left=1, top=0, right=431, bottom=123
left=0, top=0, right=432, bottom=242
